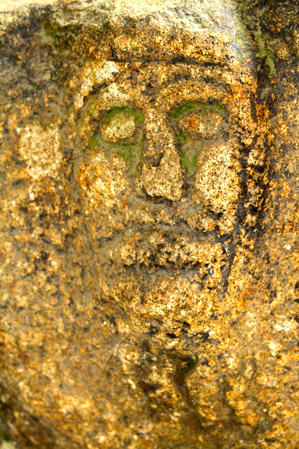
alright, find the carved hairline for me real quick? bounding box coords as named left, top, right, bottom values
left=56, top=0, right=240, bottom=33
left=47, top=0, right=252, bottom=68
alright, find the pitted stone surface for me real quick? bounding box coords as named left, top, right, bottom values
left=1, top=1, right=299, bottom=449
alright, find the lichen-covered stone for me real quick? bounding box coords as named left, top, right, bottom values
left=0, top=1, right=299, bottom=448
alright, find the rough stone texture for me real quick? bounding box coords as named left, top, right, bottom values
left=0, top=0, right=299, bottom=448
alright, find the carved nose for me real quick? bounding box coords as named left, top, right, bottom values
left=140, top=113, right=183, bottom=201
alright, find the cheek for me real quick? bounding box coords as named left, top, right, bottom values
left=77, top=153, right=130, bottom=234
left=78, top=153, right=129, bottom=210
left=193, top=142, right=241, bottom=233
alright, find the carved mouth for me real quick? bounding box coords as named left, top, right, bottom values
left=97, top=225, right=227, bottom=273
left=95, top=225, right=230, bottom=310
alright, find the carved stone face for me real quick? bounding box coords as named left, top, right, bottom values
left=1, top=3, right=281, bottom=447
left=74, top=58, right=264, bottom=342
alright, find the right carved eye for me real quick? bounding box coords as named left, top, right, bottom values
left=172, top=103, right=228, bottom=175
left=100, top=108, right=144, bottom=143
left=172, top=102, right=228, bottom=140
left=177, top=112, right=225, bottom=140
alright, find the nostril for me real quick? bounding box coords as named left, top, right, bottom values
left=141, top=186, right=174, bottom=205
left=182, top=179, right=189, bottom=191
left=145, top=152, right=164, bottom=167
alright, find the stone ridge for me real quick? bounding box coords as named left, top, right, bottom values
left=0, top=0, right=240, bottom=36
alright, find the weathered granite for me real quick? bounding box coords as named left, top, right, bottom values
left=0, top=0, right=299, bottom=448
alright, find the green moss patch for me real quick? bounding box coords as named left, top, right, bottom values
left=181, top=355, right=198, bottom=373
left=176, top=133, right=204, bottom=175
left=87, top=134, right=100, bottom=149
left=172, top=103, right=198, bottom=120
left=172, top=102, right=226, bottom=121
left=178, top=148, right=198, bottom=174
left=115, top=140, right=142, bottom=176
left=104, top=106, right=144, bottom=123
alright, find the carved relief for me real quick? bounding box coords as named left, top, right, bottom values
left=73, top=60, right=268, bottom=341
left=3, top=1, right=292, bottom=447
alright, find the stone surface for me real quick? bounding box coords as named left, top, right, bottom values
left=0, top=0, right=299, bottom=448
left=0, top=439, right=13, bottom=449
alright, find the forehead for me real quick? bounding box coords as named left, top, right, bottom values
left=78, top=56, right=259, bottom=147
left=110, top=61, right=231, bottom=87
left=93, top=61, right=248, bottom=112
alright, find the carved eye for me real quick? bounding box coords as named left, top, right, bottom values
left=172, top=103, right=228, bottom=140
left=89, top=108, right=145, bottom=176
left=178, top=112, right=225, bottom=140
left=172, top=103, right=228, bottom=174
left=101, top=112, right=135, bottom=142
left=100, top=108, right=144, bottom=143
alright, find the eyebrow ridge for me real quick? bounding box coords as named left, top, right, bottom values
left=107, top=57, right=227, bottom=67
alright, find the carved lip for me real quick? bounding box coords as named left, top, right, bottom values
left=97, top=225, right=226, bottom=270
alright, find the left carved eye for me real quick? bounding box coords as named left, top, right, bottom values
left=101, top=111, right=136, bottom=142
